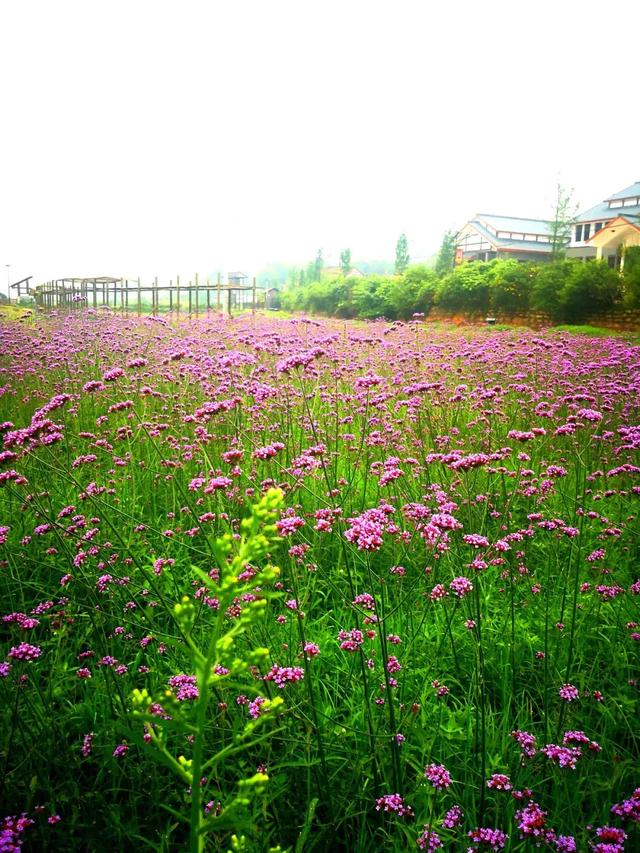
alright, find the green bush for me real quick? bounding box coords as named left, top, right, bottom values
left=530, top=261, right=575, bottom=319
left=560, top=260, right=620, bottom=322
left=488, top=259, right=536, bottom=313
left=622, top=245, right=640, bottom=307
left=436, top=262, right=491, bottom=313
left=399, top=265, right=438, bottom=318
left=351, top=276, right=394, bottom=319
left=279, top=256, right=626, bottom=323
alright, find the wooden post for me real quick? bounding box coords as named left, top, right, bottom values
left=217, top=272, right=221, bottom=311
left=137, top=277, right=141, bottom=314
left=153, top=276, right=158, bottom=315
left=252, top=277, right=257, bottom=314
left=206, top=278, right=211, bottom=311
left=169, top=280, right=173, bottom=314
left=188, top=279, right=193, bottom=315
left=227, top=286, right=232, bottom=316
left=195, top=272, right=199, bottom=315
left=125, top=279, right=129, bottom=312
left=177, top=274, right=181, bottom=315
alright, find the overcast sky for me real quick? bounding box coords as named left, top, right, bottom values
left=1, top=0, right=639, bottom=289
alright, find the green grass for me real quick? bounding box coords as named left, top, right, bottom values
left=0, top=311, right=638, bottom=851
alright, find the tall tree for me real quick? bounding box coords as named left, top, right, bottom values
left=395, top=233, right=410, bottom=274
left=435, top=230, right=457, bottom=276
left=549, top=183, right=577, bottom=261
left=312, top=249, right=324, bottom=282
left=340, top=248, right=352, bottom=277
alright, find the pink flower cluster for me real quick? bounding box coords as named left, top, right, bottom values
left=263, top=664, right=305, bottom=688
left=375, top=793, right=413, bottom=817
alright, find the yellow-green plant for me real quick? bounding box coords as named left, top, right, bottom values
left=131, top=488, right=286, bottom=852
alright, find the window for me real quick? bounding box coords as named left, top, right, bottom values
left=623, top=198, right=638, bottom=207
left=607, top=255, right=616, bottom=268
left=610, top=200, right=623, bottom=208
left=594, top=222, right=603, bottom=233
left=537, top=235, right=550, bottom=243
left=497, top=231, right=511, bottom=238
left=583, top=223, right=591, bottom=241
left=525, top=234, right=538, bottom=241
left=575, top=224, right=583, bottom=242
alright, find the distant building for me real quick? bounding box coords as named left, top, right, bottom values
left=322, top=266, right=365, bottom=278
left=455, top=214, right=554, bottom=263
left=265, top=287, right=280, bottom=309
left=567, top=181, right=640, bottom=267
left=456, top=181, right=640, bottom=268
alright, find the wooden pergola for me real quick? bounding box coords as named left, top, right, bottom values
left=35, top=274, right=264, bottom=315
left=9, top=276, right=33, bottom=298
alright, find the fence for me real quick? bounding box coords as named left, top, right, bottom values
left=34, top=274, right=267, bottom=316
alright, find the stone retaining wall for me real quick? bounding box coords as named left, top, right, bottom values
left=424, top=307, right=640, bottom=332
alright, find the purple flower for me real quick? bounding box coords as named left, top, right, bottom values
left=424, top=763, right=452, bottom=790
left=611, top=786, right=640, bottom=822
left=168, top=674, right=199, bottom=701
left=442, top=804, right=464, bottom=829
left=486, top=774, right=511, bottom=791
left=449, top=576, right=473, bottom=598
left=375, top=793, right=413, bottom=817
left=467, top=826, right=507, bottom=850
left=559, top=683, right=580, bottom=702
left=511, top=729, right=537, bottom=758
left=417, top=825, right=443, bottom=850
left=263, top=664, right=304, bottom=688
left=8, top=643, right=42, bottom=662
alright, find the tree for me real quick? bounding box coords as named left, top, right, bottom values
left=435, top=230, right=457, bottom=276
left=312, top=249, right=324, bottom=282
left=622, top=245, right=640, bottom=307
left=395, top=233, right=410, bottom=274
left=560, top=260, right=620, bottom=321
left=340, top=248, right=352, bottom=277
left=549, top=183, right=577, bottom=261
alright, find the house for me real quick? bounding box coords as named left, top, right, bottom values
left=567, top=181, right=640, bottom=267
left=455, top=214, right=554, bottom=263
left=322, top=266, right=365, bottom=279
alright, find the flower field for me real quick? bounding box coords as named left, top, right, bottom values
left=0, top=311, right=639, bottom=852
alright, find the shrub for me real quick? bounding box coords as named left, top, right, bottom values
left=351, top=277, right=394, bottom=319
left=560, top=260, right=620, bottom=322
left=487, top=259, right=536, bottom=313
left=530, top=261, right=574, bottom=320
left=400, top=265, right=438, bottom=318
left=436, top=262, right=491, bottom=313
left=622, top=245, right=640, bottom=307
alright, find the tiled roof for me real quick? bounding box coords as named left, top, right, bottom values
left=576, top=200, right=640, bottom=223
left=605, top=181, right=640, bottom=201
left=576, top=182, right=640, bottom=223
left=467, top=220, right=553, bottom=254
left=475, top=214, right=553, bottom=235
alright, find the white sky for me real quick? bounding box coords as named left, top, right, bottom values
left=1, top=0, right=639, bottom=290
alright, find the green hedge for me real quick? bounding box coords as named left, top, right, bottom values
left=280, top=258, right=633, bottom=322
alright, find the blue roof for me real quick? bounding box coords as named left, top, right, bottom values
left=605, top=181, right=640, bottom=201
left=576, top=181, right=640, bottom=223
left=576, top=199, right=640, bottom=223
left=466, top=219, right=553, bottom=254
left=475, top=213, right=553, bottom=235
